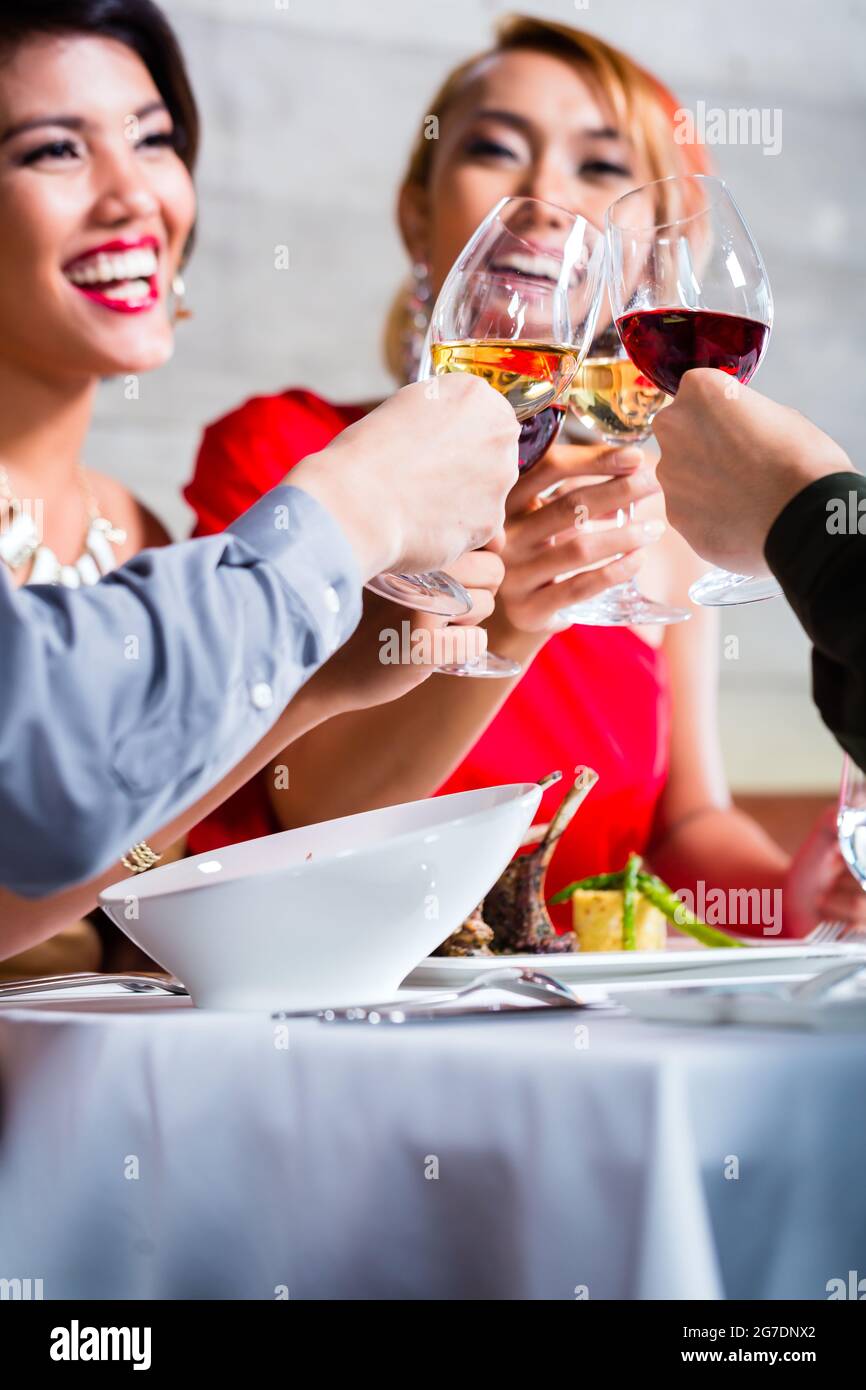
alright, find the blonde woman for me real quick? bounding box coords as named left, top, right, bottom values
left=184, top=16, right=865, bottom=938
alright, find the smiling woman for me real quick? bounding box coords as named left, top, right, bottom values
left=0, top=1, right=199, bottom=974
left=0, top=0, right=197, bottom=378
left=181, top=13, right=866, bottom=943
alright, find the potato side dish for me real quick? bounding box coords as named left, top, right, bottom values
left=569, top=888, right=667, bottom=952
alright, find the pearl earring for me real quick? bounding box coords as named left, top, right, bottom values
left=171, top=272, right=193, bottom=323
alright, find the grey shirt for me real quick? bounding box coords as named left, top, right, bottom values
left=0, top=484, right=362, bottom=897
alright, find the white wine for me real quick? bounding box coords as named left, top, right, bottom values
left=568, top=355, right=668, bottom=442
left=430, top=340, right=576, bottom=421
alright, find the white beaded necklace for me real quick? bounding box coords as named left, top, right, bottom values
left=0, top=462, right=127, bottom=588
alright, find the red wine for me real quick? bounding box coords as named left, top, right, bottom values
left=616, top=308, right=769, bottom=397
left=517, top=404, right=566, bottom=471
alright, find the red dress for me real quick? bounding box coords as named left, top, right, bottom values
left=184, top=390, right=671, bottom=930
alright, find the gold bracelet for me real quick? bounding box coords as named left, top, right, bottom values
left=121, top=841, right=163, bottom=874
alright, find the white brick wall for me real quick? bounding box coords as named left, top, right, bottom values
left=90, top=0, right=866, bottom=790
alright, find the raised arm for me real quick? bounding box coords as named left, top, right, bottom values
left=0, top=485, right=362, bottom=897
left=0, top=374, right=519, bottom=900
left=765, top=472, right=866, bottom=773
left=655, top=369, right=864, bottom=770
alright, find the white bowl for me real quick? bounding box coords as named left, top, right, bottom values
left=99, top=782, right=542, bottom=1011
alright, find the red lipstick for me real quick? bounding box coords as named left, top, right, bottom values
left=63, top=235, right=162, bottom=315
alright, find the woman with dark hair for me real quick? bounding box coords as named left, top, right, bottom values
left=0, top=0, right=511, bottom=970
left=0, top=0, right=199, bottom=970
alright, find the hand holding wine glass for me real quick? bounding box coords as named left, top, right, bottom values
left=653, top=369, right=856, bottom=575
left=491, top=446, right=663, bottom=638
left=297, top=373, right=518, bottom=588
left=421, top=194, right=605, bottom=675
left=307, top=547, right=506, bottom=715
left=782, top=798, right=866, bottom=939
left=606, top=173, right=776, bottom=606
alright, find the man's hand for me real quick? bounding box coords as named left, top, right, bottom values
left=291, top=375, right=519, bottom=578
left=654, top=370, right=854, bottom=574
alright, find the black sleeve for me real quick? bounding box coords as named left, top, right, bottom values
left=764, top=471, right=866, bottom=773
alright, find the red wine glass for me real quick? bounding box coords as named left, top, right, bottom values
left=606, top=174, right=778, bottom=606
left=517, top=403, right=567, bottom=472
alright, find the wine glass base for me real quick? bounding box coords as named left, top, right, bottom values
left=365, top=570, right=471, bottom=617
left=558, top=582, right=691, bottom=627
left=689, top=568, right=783, bottom=607
left=435, top=652, right=522, bottom=679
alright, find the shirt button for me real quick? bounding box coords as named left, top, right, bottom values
left=250, top=681, right=274, bottom=711
left=323, top=585, right=341, bottom=614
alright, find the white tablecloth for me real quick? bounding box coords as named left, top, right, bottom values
left=1, top=996, right=865, bottom=1300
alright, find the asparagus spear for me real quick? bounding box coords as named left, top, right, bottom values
left=548, top=871, right=625, bottom=903
left=637, top=872, right=744, bottom=948
left=621, top=853, right=642, bottom=950
left=549, top=866, right=745, bottom=950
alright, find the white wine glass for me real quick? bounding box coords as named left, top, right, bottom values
left=424, top=194, right=605, bottom=676
left=557, top=304, right=689, bottom=626
left=607, top=173, right=777, bottom=607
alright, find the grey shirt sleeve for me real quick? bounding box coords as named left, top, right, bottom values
left=0, top=484, right=362, bottom=898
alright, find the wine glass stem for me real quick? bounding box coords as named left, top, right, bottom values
left=611, top=502, right=642, bottom=603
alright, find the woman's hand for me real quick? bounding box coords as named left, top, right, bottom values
left=782, top=807, right=866, bottom=937
left=301, top=546, right=506, bottom=714
left=493, top=440, right=663, bottom=637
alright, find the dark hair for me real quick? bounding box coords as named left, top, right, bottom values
left=0, top=0, right=199, bottom=175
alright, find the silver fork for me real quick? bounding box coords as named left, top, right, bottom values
left=0, top=972, right=188, bottom=999
left=308, top=967, right=605, bottom=1024
left=804, top=922, right=865, bottom=945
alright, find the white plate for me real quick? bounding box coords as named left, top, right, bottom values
left=611, top=982, right=866, bottom=1031
left=404, top=940, right=866, bottom=989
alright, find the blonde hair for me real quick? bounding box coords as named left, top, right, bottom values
left=384, top=14, right=711, bottom=380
